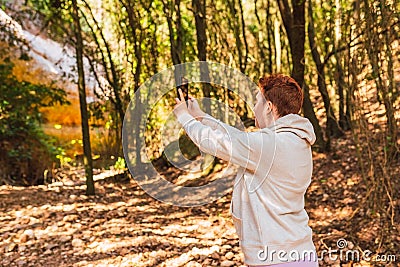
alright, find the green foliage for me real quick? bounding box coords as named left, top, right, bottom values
left=55, top=146, right=73, bottom=167
left=114, top=157, right=126, bottom=170
left=25, top=0, right=75, bottom=42
left=0, top=61, right=69, bottom=185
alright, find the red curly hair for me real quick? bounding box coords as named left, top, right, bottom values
left=258, top=74, right=304, bottom=117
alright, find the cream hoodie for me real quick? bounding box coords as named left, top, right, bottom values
left=177, top=112, right=317, bottom=266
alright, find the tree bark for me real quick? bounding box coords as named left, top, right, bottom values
left=162, top=0, right=186, bottom=94
left=266, top=0, right=274, bottom=73
left=336, top=55, right=350, bottom=130
left=80, top=1, right=124, bottom=154
left=308, top=2, right=344, bottom=139
left=71, top=0, right=95, bottom=195
left=192, top=0, right=211, bottom=114
left=254, top=0, right=266, bottom=75
left=121, top=0, right=145, bottom=168
left=238, top=0, right=249, bottom=73
left=274, top=19, right=281, bottom=73
left=226, top=0, right=245, bottom=73
left=277, top=0, right=327, bottom=151
left=363, top=0, right=398, bottom=158
left=162, top=0, right=183, bottom=66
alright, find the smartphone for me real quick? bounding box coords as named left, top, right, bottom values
left=177, top=77, right=189, bottom=102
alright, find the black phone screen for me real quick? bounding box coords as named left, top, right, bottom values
left=177, top=77, right=189, bottom=101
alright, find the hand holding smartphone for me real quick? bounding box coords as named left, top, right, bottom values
left=177, top=77, right=189, bottom=102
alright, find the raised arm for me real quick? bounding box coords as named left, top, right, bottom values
left=173, top=91, right=273, bottom=171
left=187, top=97, right=243, bottom=135
left=176, top=113, right=258, bottom=171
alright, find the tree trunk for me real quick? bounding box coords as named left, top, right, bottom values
left=266, top=0, right=274, bottom=73
left=332, top=0, right=350, bottom=131
left=71, top=0, right=95, bottom=195
left=193, top=0, right=217, bottom=173
left=274, top=19, right=281, bottom=73
left=364, top=0, right=399, bottom=158
left=226, top=0, right=246, bottom=73
left=238, top=0, right=249, bottom=73
left=162, top=0, right=186, bottom=92
left=122, top=0, right=145, bottom=168
left=80, top=1, right=124, bottom=155
left=254, top=0, right=266, bottom=75
left=162, top=0, right=183, bottom=66
left=303, top=83, right=327, bottom=151
left=192, top=0, right=211, bottom=114
left=336, top=56, right=350, bottom=130
left=308, top=2, right=344, bottom=139
left=277, top=0, right=327, bottom=151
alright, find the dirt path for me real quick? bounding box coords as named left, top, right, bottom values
left=1, top=139, right=399, bottom=267
left=0, top=173, right=243, bottom=267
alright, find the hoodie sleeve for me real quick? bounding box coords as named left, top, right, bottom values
left=177, top=113, right=272, bottom=171
left=200, top=114, right=243, bottom=135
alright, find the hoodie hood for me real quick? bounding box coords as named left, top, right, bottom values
left=265, top=114, right=316, bottom=145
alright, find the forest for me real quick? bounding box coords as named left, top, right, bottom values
left=0, top=0, right=399, bottom=266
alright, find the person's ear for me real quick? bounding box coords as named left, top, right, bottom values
left=265, top=101, right=273, bottom=114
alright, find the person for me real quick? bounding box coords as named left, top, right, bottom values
left=173, top=74, right=319, bottom=266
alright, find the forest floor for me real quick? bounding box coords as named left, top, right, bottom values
left=1, top=137, right=399, bottom=267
